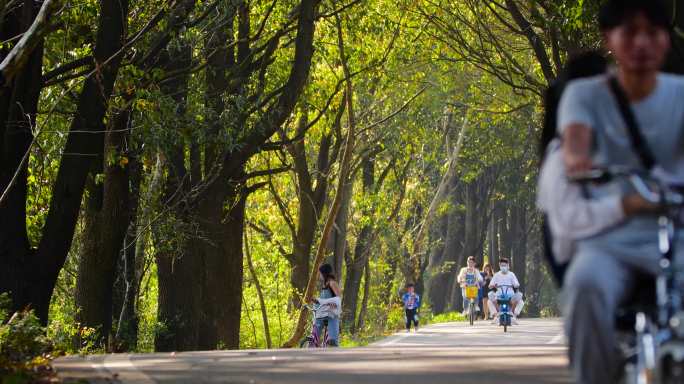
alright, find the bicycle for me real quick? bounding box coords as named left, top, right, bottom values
left=571, top=168, right=684, bottom=383
left=464, top=273, right=480, bottom=326
left=299, top=303, right=331, bottom=348
left=493, top=284, right=515, bottom=333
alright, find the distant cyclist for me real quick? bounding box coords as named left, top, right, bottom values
left=487, top=258, right=524, bottom=324
left=402, top=283, right=421, bottom=332
left=457, top=256, right=483, bottom=315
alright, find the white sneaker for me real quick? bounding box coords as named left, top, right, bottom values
left=511, top=316, right=519, bottom=325
left=490, top=315, right=499, bottom=324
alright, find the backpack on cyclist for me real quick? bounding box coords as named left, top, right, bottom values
left=540, top=51, right=607, bottom=287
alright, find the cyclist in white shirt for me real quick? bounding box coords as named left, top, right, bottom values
left=487, top=258, right=524, bottom=323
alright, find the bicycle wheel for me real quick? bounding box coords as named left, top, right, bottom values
left=469, top=300, right=475, bottom=326
left=300, top=337, right=316, bottom=348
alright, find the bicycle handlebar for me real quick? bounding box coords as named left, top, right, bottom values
left=568, top=167, right=684, bottom=206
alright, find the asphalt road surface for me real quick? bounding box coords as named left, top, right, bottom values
left=54, top=318, right=571, bottom=384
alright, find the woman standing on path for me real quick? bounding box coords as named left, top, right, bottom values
left=313, top=264, right=342, bottom=346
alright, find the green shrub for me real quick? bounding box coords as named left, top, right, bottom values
left=0, top=293, right=61, bottom=384
left=429, top=311, right=466, bottom=324
left=0, top=311, right=51, bottom=363
left=0, top=294, right=11, bottom=324
left=385, top=305, right=406, bottom=331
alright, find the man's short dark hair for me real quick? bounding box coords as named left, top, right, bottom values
left=599, top=0, right=670, bottom=31
left=499, top=258, right=510, bottom=264
left=406, top=283, right=415, bottom=288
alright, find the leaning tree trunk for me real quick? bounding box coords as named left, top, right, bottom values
left=282, top=12, right=353, bottom=346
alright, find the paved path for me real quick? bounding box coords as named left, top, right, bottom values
left=54, top=318, right=571, bottom=384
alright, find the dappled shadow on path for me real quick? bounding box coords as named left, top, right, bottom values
left=125, top=345, right=570, bottom=384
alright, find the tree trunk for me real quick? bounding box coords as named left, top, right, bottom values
left=447, top=173, right=492, bottom=311
left=115, top=157, right=143, bottom=351
left=245, top=231, right=272, bottom=348
left=511, top=203, right=528, bottom=292
left=76, top=103, right=133, bottom=347
left=282, top=12, right=353, bottom=346
left=331, top=178, right=353, bottom=278
left=342, top=156, right=374, bottom=333
left=197, top=176, right=246, bottom=350
left=499, top=202, right=514, bottom=264
left=356, top=258, right=371, bottom=333
left=2, top=0, right=129, bottom=323
left=154, top=43, right=201, bottom=352
left=488, top=202, right=500, bottom=266
left=0, top=0, right=43, bottom=316
left=427, top=174, right=461, bottom=314
left=526, top=230, right=543, bottom=317
left=426, top=213, right=451, bottom=315
left=287, top=110, right=332, bottom=307
left=192, top=4, right=242, bottom=350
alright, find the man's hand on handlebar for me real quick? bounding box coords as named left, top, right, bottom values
left=622, top=193, right=662, bottom=216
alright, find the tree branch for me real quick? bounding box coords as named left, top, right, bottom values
left=0, top=0, right=60, bottom=85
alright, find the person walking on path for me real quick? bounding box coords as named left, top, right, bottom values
left=402, top=283, right=421, bottom=332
